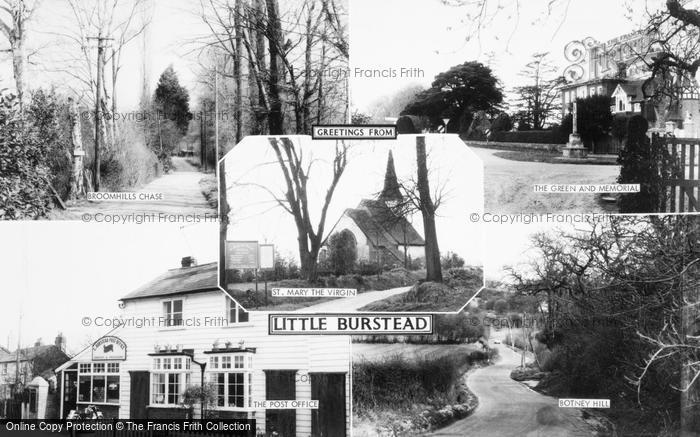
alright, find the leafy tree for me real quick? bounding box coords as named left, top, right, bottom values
left=512, top=52, right=562, bottom=130
left=351, top=111, right=372, bottom=124
left=154, top=65, right=191, bottom=134
left=490, top=112, right=513, bottom=133
left=403, top=61, right=503, bottom=119
left=328, top=229, right=357, bottom=275
left=494, top=298, right=509, bottom=314
left=0, top=91, right=52, bottom=219
left=441, top=251, right=465, bottom=269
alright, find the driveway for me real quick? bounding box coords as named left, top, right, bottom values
left=473, top=147, right=620, bottom=213
left=427, top=339, right=599, bottom=437
left=295, top=286, right=412, bottom=312
left=54, top=157, right=215, bottom=219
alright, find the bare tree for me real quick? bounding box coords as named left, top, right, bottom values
left=0, top=0, right=38, bottom=111
left=260, top=137, right=348, bottom=281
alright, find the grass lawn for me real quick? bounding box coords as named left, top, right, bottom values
left=493, top=150, right=618, bottom=165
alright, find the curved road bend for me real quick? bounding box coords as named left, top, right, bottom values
left=427, top=342, right=599, bottom=437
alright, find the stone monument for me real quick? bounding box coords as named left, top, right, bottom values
left=562, top=102, right=588, bottom=158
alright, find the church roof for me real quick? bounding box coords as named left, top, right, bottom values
left=379, top=150, right=403, bottom=202
left=358, top=200, right=425, bottom=246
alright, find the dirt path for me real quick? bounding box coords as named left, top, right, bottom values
left=427, top=339, right=599, bottom=437
left=53, top=157, right=215, bottom=220
left=473, top=147, right=620, bottom=213
left=294, top=286, right=412, bottom=312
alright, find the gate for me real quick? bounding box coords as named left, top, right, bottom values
left=660, top=136, right=700, bottom=212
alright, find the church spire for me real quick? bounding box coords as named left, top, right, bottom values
left=379, top=150, right=402, bottom=202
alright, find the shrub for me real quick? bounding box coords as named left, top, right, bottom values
left=617, top=116, right=677, bottom=213
left=327, top=230, right=357, bottom=275
left=0, top=91, right=52, bottom=219
left=441, top=252, right=465, bottom=269
left=490, top=112, right=513, bottom=133
left=494, top=298, right=508, bottom=314
left=357, top=261, right=383, bottom=276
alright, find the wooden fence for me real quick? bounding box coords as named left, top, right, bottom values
left=660, top=136, right=700, bottom=212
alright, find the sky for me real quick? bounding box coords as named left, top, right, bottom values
left=349, top=0, right=662, bottom=112
left=0, top=222, right=218, bottom=355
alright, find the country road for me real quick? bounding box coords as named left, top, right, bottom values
left=52, top=157, right=215, bottom=220
left=427, top=336, right=600, bottom=437
left=295, top=286, right=412, bottom=312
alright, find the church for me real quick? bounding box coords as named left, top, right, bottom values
left=324, top=151, right=425, bottom=267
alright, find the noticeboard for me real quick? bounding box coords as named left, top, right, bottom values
left=259, top=244, right=275, bottom=270
left=226, top=241, right=259, bottom=269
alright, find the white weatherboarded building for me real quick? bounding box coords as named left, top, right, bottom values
left=55, top=261, right=351, bottom=437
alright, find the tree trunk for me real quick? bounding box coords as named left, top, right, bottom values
left=219, top=159, right=230, bottom=289
left=233, top=0, right=243, bottom=143
left=11, top=37, right=26, bottom=112
left=416, top=136, right=443, bottom=282
left=265, top=0, right=284, bottom=134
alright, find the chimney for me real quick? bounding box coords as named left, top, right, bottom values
left=34, top=338, right=42, bottom=348
left=55, top=333, right=66, bottom=352
left=181, top=256, right=196, bottom=268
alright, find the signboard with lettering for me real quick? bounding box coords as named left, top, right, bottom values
left=92, top=336, right=127, bottom=361
left=226, top=241, right=259, bottom=269
left=259, top=244, right=275, bottom=270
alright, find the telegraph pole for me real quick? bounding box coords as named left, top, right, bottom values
left=87, top=35, right=114, bottom=192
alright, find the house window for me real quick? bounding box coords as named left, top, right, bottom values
left=151, top=357, right=191, bottom=405
left=227, top=299, right=249, bottom=324
left=207, top=354, right=253, bottom=409
left=29, top=389, right=37, bottom=413
left=163, top=299, right=183, bottom=327
left=77, top=362, right=120, bottom=404
left=1, top=363, right=6, bottom=375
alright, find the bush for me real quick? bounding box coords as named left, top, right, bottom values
left=441, top=252, right=465, bottom=269
left=327, top=230, right=357, bottom=275
left=617, top=116, right=677, bottom=213
left=0, top=91, right=52, bottom=219
left=490, top=112, right=513, bottom=133
left=494, top=298, right=508, bottom=314
left=357, top=261, right=383, bottom=276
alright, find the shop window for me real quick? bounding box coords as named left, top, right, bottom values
left=77, top=362, right=120, bottom=404
left=151, top=357, right=191, bottom=406
left=227, top=299, right=249, bottom=324
left=207, top=353, right=253, bottom=409
left=163, top=299, right=183, bottom=327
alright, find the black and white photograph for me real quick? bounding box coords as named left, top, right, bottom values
left=352, top=215, right=700, bottom=436
left=0, top=222, right=351, bottom=437
left=351, top=0, right=700, bottom=214
left=219, top=134, right=485, bottom=313
left=0, top=0, right=347, bottom=220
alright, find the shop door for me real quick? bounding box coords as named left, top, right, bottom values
left=311, top=373, right=346, bottom=437
left=61, top=370, right=77, bottom=418
left=264, top=370, right=296, bottom=437
left=129, top=371, right=150, bottom=419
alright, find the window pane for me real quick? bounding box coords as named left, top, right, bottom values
left=106, top=376, right=120, bottom=403
left=222, top=356, right=231, bottom=369
left=216, top=373, right=225, bottom=407
left=163, top=358, right=171, bottom=370
left=228, top=300, right=236, bottom=323
left=93, top=363, right=105, bottom=373
left=92, top=376, right=106, bottom=403
left=174, top=358, right=182, bottom=370
left=228, top=373, right=244, bottom=408
left=238, top=306, right=249, bottom=323
left=152, top=374, right=166, bottom=404
left=167, top=373, right=180, bottom=404
left=234, top=356, right=244, bottom=369
left=210, top=356, right=218, bottom=369
left=173, top=300, right=183, bottom=313
left=107, top=363, right=119, bottom=373
left=78, top=376, right=91, bottom=402
left=79, top=363, right=91, bottom=373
